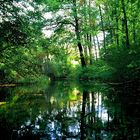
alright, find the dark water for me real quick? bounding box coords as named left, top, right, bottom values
left=0, top=81, right=140, bottom=140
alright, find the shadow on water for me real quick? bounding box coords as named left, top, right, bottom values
left=0, top=81, right=140, bottom=139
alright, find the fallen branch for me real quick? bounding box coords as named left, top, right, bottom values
left=0, top=84, right=16, bottom=87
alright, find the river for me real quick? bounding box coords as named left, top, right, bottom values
left=0, top=81, right=140, bottom=140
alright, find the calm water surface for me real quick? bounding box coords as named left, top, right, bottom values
left=0, top=81, right=140, bottom=140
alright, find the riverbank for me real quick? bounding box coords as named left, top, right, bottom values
left=0, top=75, right=49, bottom=87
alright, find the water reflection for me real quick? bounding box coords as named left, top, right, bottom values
left=0, top=81, right=140, bottom=139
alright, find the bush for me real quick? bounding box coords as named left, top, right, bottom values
left=100, top=45, right=140, bottom=82
left=78, top=60, right=113, bottom=81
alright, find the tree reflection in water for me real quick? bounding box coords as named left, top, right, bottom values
left=0, top=81, right=140, bottom=139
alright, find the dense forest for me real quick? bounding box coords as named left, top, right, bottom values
left=1, top=1, right=140, bottom=139
left=0, top=0, right=140, bottom=83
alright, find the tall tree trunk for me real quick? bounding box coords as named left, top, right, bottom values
left=105, top=4, right=114, bottom=45
left=121, top=0, right=130, bottom=48
left=96, top=35, right=100, bottom=50
left=73, top=0, right=86, bottom=67
left=131, top=0, right=136, bottom=46
left=84, top=34, right=88, bottom=64
left=88, top=0, right=93, bottom=65
left=115, top=12, right=119, bottom=46
left=99, top=5, right=106, bottom=49
left=132, top=18, right=136, bottom=46
left=114, top=1, right=119, bottom=46
left=93, top=36, right=98, bottom=60
left=87, top=34, right=93, bottom=65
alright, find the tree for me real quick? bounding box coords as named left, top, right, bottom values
left=0, top=0, right=47, bottom=82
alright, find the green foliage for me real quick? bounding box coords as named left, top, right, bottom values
left=16, top=75, right=49, bottom=85
left=0, top=20, right=27, bottom=46
left=1, top=0, right=140, bottom=83
left=0, top=0, right=47, bottom=83
left=44, top=59, right=75, bottom=79
left=100, top=45, right=140, bottom=82
left=78, top=60, right=113, bottom=81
